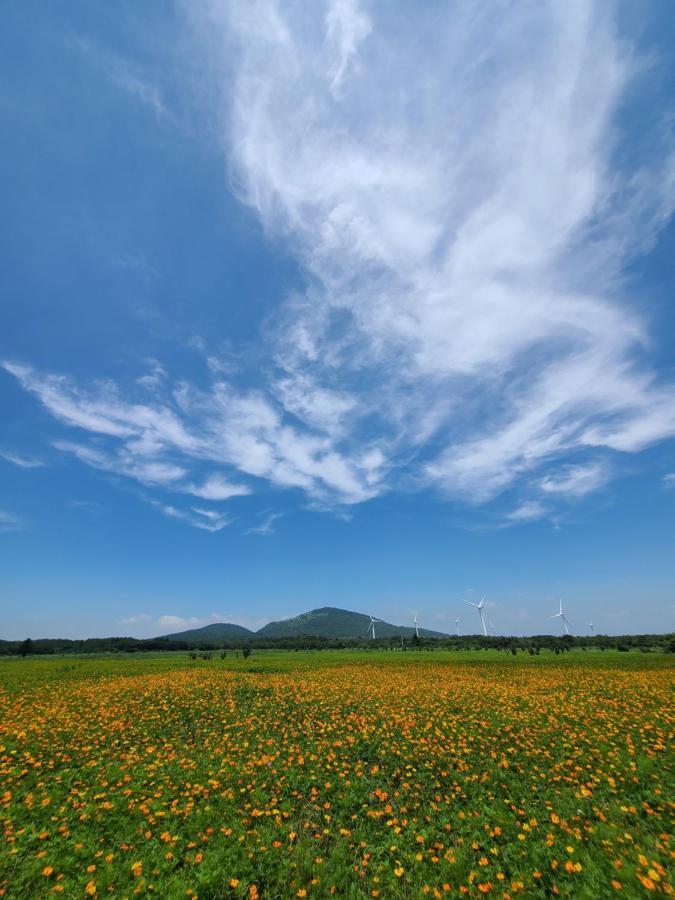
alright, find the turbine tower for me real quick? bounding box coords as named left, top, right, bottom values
left=463, top=596, right=487, bottom=637
left=550, top=599, right=572, bottom=635
left=589, top=621, right=594, bottom=636
left=413, top=614, right=419, bottom=639
left=455, top=616, right=460, bottom=637
left=366, top=615, right=382, bottom=640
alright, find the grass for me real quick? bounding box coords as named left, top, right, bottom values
left=0, top=649, right=672, bottom=898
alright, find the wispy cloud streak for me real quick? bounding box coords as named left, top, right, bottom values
left=215, top=0, right=675, bottom=507
left=245, top=511, right=284, bottom=536
left=0, top=450, right=46, bottom=469
left=4, top=1, right=675, bottom=526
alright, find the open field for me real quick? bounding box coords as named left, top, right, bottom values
left=1, top=650, right=672, bottom=898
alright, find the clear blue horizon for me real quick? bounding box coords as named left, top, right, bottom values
left=2, top=1, right=674, bottom=640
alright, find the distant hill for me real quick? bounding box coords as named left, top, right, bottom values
left=256, top=607, right=448, bottom=640
left=159, top=607, right=448, bottom=643
left=160, top=622, right=254, bottom=643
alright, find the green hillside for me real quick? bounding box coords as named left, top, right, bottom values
left=256, top=607, right=448, bottom=639
left=159, top=622, right=253, bottom=643
left=159, top=607, right=448, bottom=643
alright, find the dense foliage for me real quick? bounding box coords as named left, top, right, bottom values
left=1, top=632, right=673, bottom=656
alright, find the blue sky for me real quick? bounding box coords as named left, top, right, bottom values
left=1, top=0, right=674, bottom=639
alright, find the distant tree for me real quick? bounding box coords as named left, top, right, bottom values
left=242, top=647, right=252, bottom=660
left=220, top=650, right=227, bottom=659
left=19, top=638, right=33, bottom=658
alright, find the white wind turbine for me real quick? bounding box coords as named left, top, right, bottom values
left=413, top=613, right=419, bottom=638
left=463, top=596, right=488, bottom=637
left=589, top=621, right=595, bottom=636
left=366, top=615, right=382, bottom=640
left=455, top=617, right=460, bottom=637
left=550, top=598, right=572, bottom=635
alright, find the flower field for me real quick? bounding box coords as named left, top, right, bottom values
left=0, top=651, right=672, bottom=898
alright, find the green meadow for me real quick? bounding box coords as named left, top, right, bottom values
left=1, top=650, right=672, bottom=898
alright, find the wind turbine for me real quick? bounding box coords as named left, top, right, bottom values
left=550, top=598, right=572, bottom=635
left=455, top=617, right=460, bottom=637
left=463, top=596, right=487, bottom=637
left=589, top=621, right=595, bottom=636
left=413, top=613, right=419, bottom=639
left=366, top=615, right=382, bottom=640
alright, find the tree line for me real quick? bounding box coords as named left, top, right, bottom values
left=2, top=631, right=673, bottom=657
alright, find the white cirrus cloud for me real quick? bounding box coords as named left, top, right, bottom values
left=209, top=0, right=675, bottom=498
left=185, top=473, right=251, bottom=501
left=3, top=360, right=385, bottom=509
left=505, top=501, right=548, bottom=524
left=52, top=440, right=187, bottom=486
left=149, top=500, right=233, bottom=533
left=537, top=462, right=612, bottom=498
left=245, top=511, right=285, bottom=536
left=4, top=1, right=675, bottom=525
left=0, top=450, right=46, bottom=469
left=68, top=35, right=169, bottom=120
